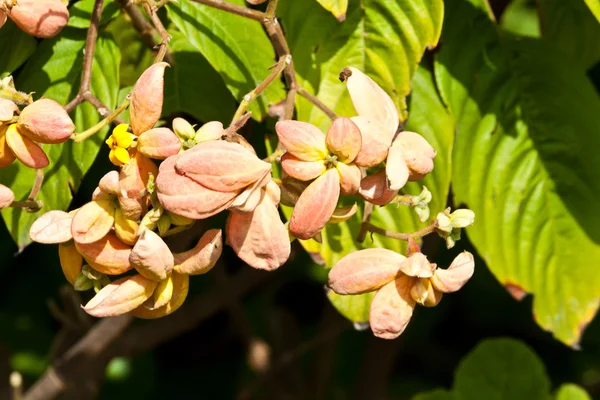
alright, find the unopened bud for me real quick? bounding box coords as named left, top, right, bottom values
left=172, top=117, right=195, bottom=140
left=450, top=209, right=475, bottom=228
left=73, top=271, right=93, bottom=291
left=17, top=99, right=75, bottom=144
left=9, top=0, right=69, bottom=38
left=0, top=184, right=14, bottom=209
left=130, top=62, right=169, bottom=136
left=157, top=213, right=171, bottom=236
left=194, top=121, right=224, bottom=143
left=0, top=98, right=18, bottom=122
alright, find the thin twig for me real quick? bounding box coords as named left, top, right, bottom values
left=357, top=202, right=374, bottom=242
left=27, top=169, right=44, bottom=201
left=223, top=112, right=252, bottom=138
left=363, top=221, right=437, bottom=241
left=141, top=1, right=172, bottom=63
left=232, top=55, right=291, bottom=123
left=70, top=96, right=131, bottom=143
left=190, top=0, right=265, bottom=21
left=297, top=87, right=337, bottom=120
left=80, top=0, right=104, bottom=94
left=9, top=200, right=43, bottom=212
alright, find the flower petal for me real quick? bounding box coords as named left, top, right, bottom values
left=156, top=155, right=237, bottom=219
left=359, top=170, right=398, bottom=206
left=226, top=193, right=290, bottom=270
left=398, top=253, right=434, bottom=278
left=174, top=229, right=222, bottom=275
left=0, top=184, right=14, bottom=209
left=175, top=141, right=271, bottom=192
left=130, top=272, right=189, bottom=319
left=275, top=120, right=328, bottom=161
left=344, top=67, right=399, bottom=135
left=328, top=248, right=407, bottom=294
left=83, top=274, right=158, bottom=317
left=350, top=116, right=391, bottom=167
left=71, top=200, right=116, bottom=244
left=369, top=275, right=416, bottom=339
left=410, top=278, right=443, bottom=307
left=289, top=168, right=340, bottom=240
left=385, top=144, right=410, bottom=191
left=336, top=162, right=361, bottom=195
left=137, top=127, right=181, bottom=160
left=431, top=251, right=475, bottom=293
left=0, top=125, right=16, bottom=168
left=18, top=99, right=75, bottom=144
left=6, top=124, right=49, bottom=168
left=281, top=153, right=326, bottom=181
left=130, top=229, right=174, bottom=281
left=75, top=233, right=133, bottom=275
left=391, top=131, right=435, bottom=181
left=0, top=98, right=18, bottom=122
left=58, top=242, right=83, bottom=285
left=30, top=210, right=73, bottom=244
left=326, top=117, right=362, bottom=163
left=130, top=62, right=168, bottom=135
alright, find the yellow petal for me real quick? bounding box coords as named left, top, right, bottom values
left=108, top=150, right=122, bottom=166
left=113, top=124, right=133, bottom=148
left=105, top=136, right=114, bottom=148
left=114, top=147, right=131, bottom=164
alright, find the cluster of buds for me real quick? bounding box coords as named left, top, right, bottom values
left=29, top=62, right=225, bottom=318
left=276, top=67, right=436, bottom=241
left=0, top=0, right=69, bottom=38
left=328, top=248, right=475, bottom=339
left=0, top=76, right=75, bottom=209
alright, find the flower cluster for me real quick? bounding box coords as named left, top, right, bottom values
left=328, top=249, right=475, bottom=339
left=0, top=0, right=69, bottom=38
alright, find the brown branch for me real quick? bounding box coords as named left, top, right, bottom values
left=141, top=1, right=172, bottom=63
left=190, top=0, right=265, bottom=21
left=297, top=87, right=337, bottom=120
left=80, top=0, right=104, bottom=94
left=118, top=0, right=174, bottom=64
left=357, top=201, right=374, bottom=242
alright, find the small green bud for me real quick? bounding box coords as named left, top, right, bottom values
left=157, top=213, right=171, bottom=236
left=435, top=211, right=453, bottom=233
left=450, top=209, right=475, bottom=228
left=82, top=264, right=104, bottom=281
left=172, top=117, right=196, bottom=140
left=146, top=173, right=156, bottom=194
left=446, top=229, right=461, bottom=249
left=418, top=186, right=432, bottom=204
left=415, top=205, right=430, bottom=223
left=168, top=212, right=193, bottom=226
left=73, top=272, right=93, bottom=291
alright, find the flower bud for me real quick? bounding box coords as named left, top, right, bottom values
left=172, top=117, right=195, bottom=140
left=450, top=209, right=475, bottom=228
left=130, top=62, right=168, bottom=135
left=83, top=274, right=158, bottom=317
left=9, top=0, right=69, bottom=38
left=0, top=184, right=13, bottom=209
left=194, top=121, right=224, bottom=143
left=137, top=128, right=181, bottom=160
left=6, top=123, right=49, bottom=169
left=30, top=210, right=73, bottom=244
left=410, top=278, right=443, bottom=307
left=17, top=99, right=75, bottom=144
left=0, top=125, right=16, bottom=168
left=98, top=170, right=120, bottom=196
left=58, top=242, right=83, bottom=285
left=174, top=229, right=222, bottom=275
left=73, top=272, right=93, bottom=291
left=129, top=229, right=174, bottom=281
left=168, top=212, right=193, bottom=226
left=157, top=213, right=171, bottom=236
left=0, top=98, right=18, bottom=122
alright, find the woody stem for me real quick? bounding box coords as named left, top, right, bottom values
left=361, top=221, right=437, bottom=242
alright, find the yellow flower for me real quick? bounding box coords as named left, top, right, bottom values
left=106, top=124, right=135, bottom=166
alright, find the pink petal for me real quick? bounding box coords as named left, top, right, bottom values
left=369, top=275, right=416, bottom=339
left=326, top=117, right=362, bottom=163
left=281, top=152, right=326, bottom=181
left=275, top=120, right=328, bottom=161
left=350, top=116, right=391, bottom=167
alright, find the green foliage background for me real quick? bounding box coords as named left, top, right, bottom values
left=1, top=0, right=600, bottom=397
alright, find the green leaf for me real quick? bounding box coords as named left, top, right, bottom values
left=454, top=339, right=551, bottom=400
left=435, top=0, right=600, bottom=346
left=67, top=0, right=120, bottom=29
left=1, top=29, right=120, bottom=248
left=281, top=0, right=443, bottom=131
left=500, top=0, right=541, bottom=38
left=555, top=384, right=592, bottom=400
left=327, top=290, right=374, bottom=323
left=315, top=0, right=349, bottom=21
left=167, top=0, right=285, bottom=121
left=164, top=32, right=236, bottom=123
left=583, top=0, right=600, bottom=23
left=0, top=20, right=37, bottom=76
left=538, top=0, right=600, bottom=70
left=413, top=390, right=454, bottom=400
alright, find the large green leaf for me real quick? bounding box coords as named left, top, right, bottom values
left=435, top=0, right=600, bottom=346
left=67, top=0, right=120, bottom=29
left=538, top=0, right=600, bottom=70
left=280, top=0, right=443, bottom=131
left=163, top=32, right=236, bottom=123
left=500, top=0, right=540, bottom=38
left=321, top=65, right=454, bottom=322
left=454, top=339, right=551, bottom=400
left=1, top=29, right=120, bottom=248
left=583, top=0, right=600, bottom=23
left=167, top=0, right=285, bottom=121
left=0, top=20, right=36, bottom=76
